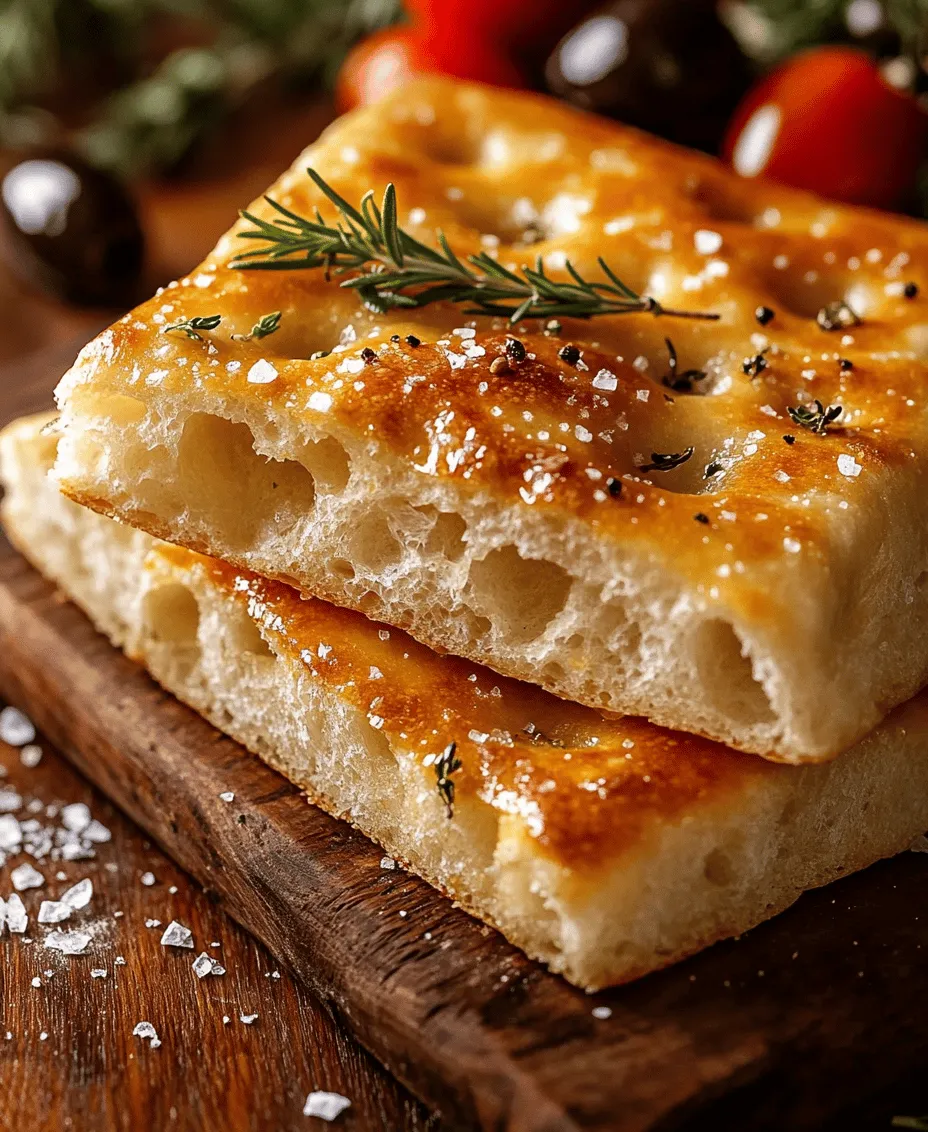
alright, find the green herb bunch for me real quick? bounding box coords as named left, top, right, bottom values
left=0, top=0, right=401, bottom=174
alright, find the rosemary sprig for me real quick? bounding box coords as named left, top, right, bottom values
left=434, top=742, right=462, bottom=820
left=162, top=314, right=222, bottom=340
left=232, top=311, right=282, bottom=342
left=787, top=400, right=842, bottom=434
left=231, top=171, right=721, bottom=326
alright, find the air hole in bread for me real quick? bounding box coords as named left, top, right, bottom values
left=693, top=619, right=775, bottom=728
left=177, top=414, right=316, bottom=550
left=347, top=510, right=402, bottom=575
left=142, top=582, right=202, bottom=679
left=703, top=848, right=734, bottom=886
left=82, top=392, right=147, bottom=426
left=143, top=583, right=200, bottom=645
left=229, top=606, right=274, bottom=658
left=467, top=545, right=572, bottom=645
left=330, top=557, right=356, bottom=580
left=298, top=434, right=351, bottom=493
left=426, top=510, right=468, bottom=561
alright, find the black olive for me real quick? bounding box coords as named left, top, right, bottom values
left=0, top=148, right=144, bottom=307
left=545, top=0, right=752, bottom=154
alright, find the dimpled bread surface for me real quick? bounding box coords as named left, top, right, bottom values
left=52, top=77, right=928, bottom=762
left=7, top=412, right=928, bottom=988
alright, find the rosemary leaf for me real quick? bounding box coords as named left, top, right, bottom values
left=231, top=171, right=721, bottom=326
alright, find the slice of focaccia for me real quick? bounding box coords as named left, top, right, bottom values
left=6, top=412, right=928, bottom=990
left=51, top=78, right=928, bottom=762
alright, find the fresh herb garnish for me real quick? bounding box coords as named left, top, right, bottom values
left=787, top=399, right=842, bottom=434
left=231, top=171, right=721, bottom=325
left=434, top=742, right=462, bottom=820
left=639, top=447, right=695, bottom=473
left=662, top=337, right=708, bottom=392
left=816, top=300, right=860, bottom=331
left=162, top=314, right=222, bottom=340
left=232, top=310, right=282, bottom=342
left=742, top=350, right=769, bottom=377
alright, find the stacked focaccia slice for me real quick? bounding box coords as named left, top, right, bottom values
left=4, top=410, right=928, bottom=991
left=6, top=77, right=928, bottom=989
left=50, top=79, right=928, bottom=763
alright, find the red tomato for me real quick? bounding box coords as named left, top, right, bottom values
left=722, top=46, right=928, bottom=210
left=404, top=0, right=596, bottom=52
left=336, top=26, right=527, bottom=112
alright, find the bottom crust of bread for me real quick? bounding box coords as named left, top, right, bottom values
left=4, top=412, right=928, bottom=990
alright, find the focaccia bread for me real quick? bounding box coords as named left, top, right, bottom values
left=6, top=412, right=928, bottom=989
left=52, top=78, right=928, bottom=762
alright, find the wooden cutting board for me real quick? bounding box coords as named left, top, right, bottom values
left=1, top=354, right=928, bottom=1131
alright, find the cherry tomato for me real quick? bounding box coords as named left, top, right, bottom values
left=722, top=46, right=928, bottom=210
left=404, top=0, right=597, bottom=52
left=336, top=26, right=527, bottom=112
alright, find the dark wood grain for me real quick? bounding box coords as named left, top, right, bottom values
left=0, top=675, right=437, bottom=1132
left=1, top=547, right=928, bottom=1132
left=2, top=112, right=928, bottom=1130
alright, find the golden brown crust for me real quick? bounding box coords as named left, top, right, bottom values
left=53, top=78, right=928, bottom=758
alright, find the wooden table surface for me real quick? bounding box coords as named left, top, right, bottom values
left=0, top=99, right=436, bottom=1132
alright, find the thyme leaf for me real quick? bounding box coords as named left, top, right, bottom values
left=162, top=314, right=222, bottom=340
left=231, top=171, right=721, bottom=326
left=662, top=337, right=708, bottom=392
left=787, top=400, right=842, bottom=434
left=232, top=310, right=282, bottom=342
left=434, top=742, right=462, bottom=820
left=639, top=447, right=695, bottom=473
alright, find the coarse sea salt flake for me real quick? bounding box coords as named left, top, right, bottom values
left=592, top=369, right=617, bottom=391
left=61, top=878, right=93, bottom=910
left=133, top=1022, right=161, bottom=1047
left=309, top=391, right=333, bottom=412
left=592, top=1005, right=613, bottom=1019
left=60, top=803, right=91, bottom=833
left=303, top=1092, right=352, bottom=1121
left=694, top=229, right=722, bottom=255
left=91, top=969, right=107, bottom=979
left=140, top=871, right=156, bottom=887
left=45, top=929, right=91, bottom=955
left=4, top=893, right=27, bottom=932
left=247, top=359, right=277, bottom=384
left=11, top=863, right=44, bottom=891
left=38, top=900, right=71, bottom=924
left=0, top=706, right=36, bottom=747
left=219, top=791, right=235, bottom=803
left=837, top=453, right=862, bottom=478
left=380, top=856, right=396, bottom=870
left=161, top=921, right=194, bottom=949
left=0, top=814, right=21, bottom=850
left=0, top=788, right=22, bottom=813
left=240, top=1013, right=258, bottom=1025
left=193, top=952, right=226, bottom=978
left=19, top=745, right=42, bottom=768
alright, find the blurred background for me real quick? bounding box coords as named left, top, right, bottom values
left=2, top=0, right=928, bottom=348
